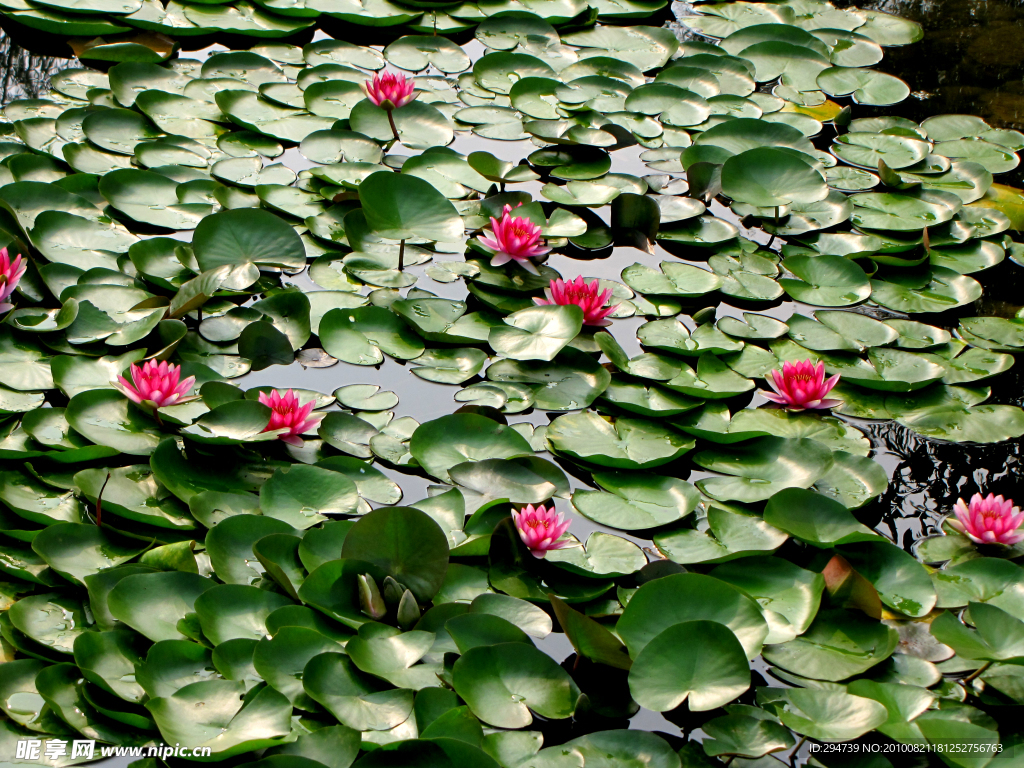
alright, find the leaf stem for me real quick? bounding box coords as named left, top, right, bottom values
left=765, top=204, right=781, bottom=250
left=398, top=239, right=405, bottom=271
left=963, top=661, right=991, bottom=683
left=387, top=108, right=400, bottom=143
left=790, top=736, right=808, bottom=767
left=95, top=471, right=111, bottom=526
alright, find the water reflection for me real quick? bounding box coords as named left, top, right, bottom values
left=867, top=412, right=1024, bottom=550
left=0, top=29, right=73, bottom=105
left=849, top=0, right=1024, bottom=128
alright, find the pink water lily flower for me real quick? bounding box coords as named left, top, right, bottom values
left=259, top=389, right=323, bottom=447
left=949, top=493, right=1024, bottom=545
left=363, top=70, right=417, bottom=110
left=480, top=204, right=551, bottom=275
left=0, top=247, right=27, bottom=313
left=535, top=276, right=618, bottom=327
left=761, top=359, right=841, bottom=411
left=512, top=503, right=572, bottom=558
left=117, top=360, right=195, bottom=409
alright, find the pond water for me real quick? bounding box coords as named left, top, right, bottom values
left=853, top=0, right=1024, bottom=128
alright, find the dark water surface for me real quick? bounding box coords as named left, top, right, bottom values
left=853, top=0, right=1024, bottom=130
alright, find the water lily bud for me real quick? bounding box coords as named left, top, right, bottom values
left=358, top=574, right=386, bottom=620
left=382, top=575, right=405, bottom=607
left=396, top=589, right=420, bottom=630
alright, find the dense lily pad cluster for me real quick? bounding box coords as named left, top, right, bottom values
left=0, top=0, right=1022, bottom=765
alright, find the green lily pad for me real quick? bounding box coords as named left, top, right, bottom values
left=193, top=207, right=305, bottom=275
left=449, top=456, right=568, bottom=506
left=410, top=413, right=532, bottom=483
left=617, top=573, right=769, bottom=660
left=108, top=571, right=216, bottom=642
left=341, top=506, right=449, bottom=602
left=319, top=306, right=425, bottom=365
left=9, top=593, right=93, bottom=654
left=260, top=465, right=359, bottom=529
left=345, top=623, right=440, bottom=690
left=546, top=410, right=694, bottom=470
left=547, top=532, right=646, bottom=578
left=628, top=620, right=750, bottom=712
left=621, top=261, right=721, bottom=297
left=485, top=350, right=612, bottom=411
left=712, top=556, right=823, bottom=642
left=99, top=168, right=212, bottom=230
left=721, top=147, right=828, bottom=208
left=870, top=267, right=983, bottom=313
left=65, top=389, right=168, bottom=456
left=195, top=584, right=293, bottom=645
left=573, top=473, right=700, bottom=532
left=452, top=642, right=580, bottom=728
left=657, top=215, right=739, bottom=246
left=302, top=651, right=414, bottom=732
left=350, top=100, right=455, bottom=150
left=780, top=254, right=871, bottom=306
left=832, top=131, right=928, bottom=169
left=763, top=609, right=898, bottom=682
left=385, top=36, right=469, bottom=73
left=654, top=506, right=788, bottom=566
left=702, top=710, right=796, bottom=759
left=840, top=540, right=937, bottom=618
left=771, top=688, right=888, bottom=741
left=485, top=303, right=581, bottom=361
left=31, top=523, right=148, bottom=585
left=695, top=437, right=835, bottom=503
left=764, top=488, right=880, bottom=547
left=890, top=384, right=1024, bottom=443
left=817, top=67, right=910, bottom=106
left=850, top=188, right=961, bottom=231
left=146, top=679, right=293, bottom=759
left=206, top=514, right=297, bottom=587
left=934, top=139, right=1019, bottom=174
